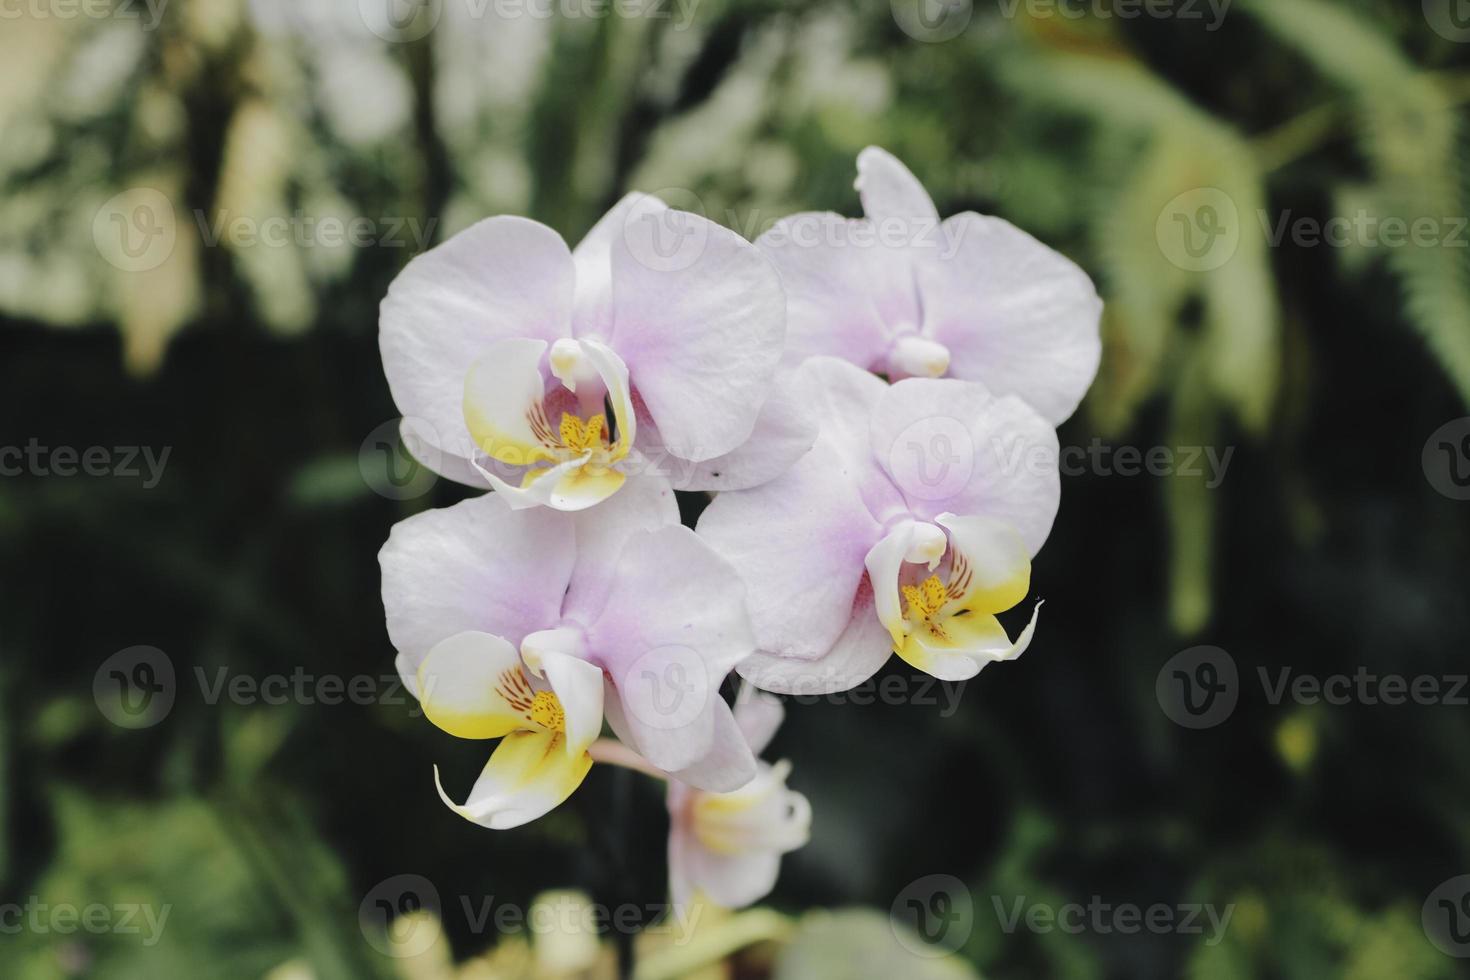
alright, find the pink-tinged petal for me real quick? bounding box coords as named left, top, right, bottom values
left=433, top=731, right=592, bottom=830
left=666, top=697, right=758, bottom=793
left=673, top=759, right=811, bottom=909
left=793, top=358, right=891, bottom=488
left=737, top=587, right=892, bottom=696
left=561, top=472, right=680, bottom=624
left=683, top=848, right=782, bottom=911
left=855, top=146, right=939, bottom=225
left=380, top=216, right=575, bottom=483
left=731, top=687, right=784, bottom=756
left=698, top=439, right=884, bottom=660
left=607, top=208, right=785, bottom=461
left=655, top=371, right=818, bottom=492
left=756, top=212, right=897, bottom=369
left=571, top=192, right=666, bottom=334
left=379, top=494, right=575, bottom=678
left=791, top=357, right=905, bottom=519
left=585, top=526, right=755, bottom=773
left=870, top=378, right=1060, bottom=555
left=917, top=213, right=1102, bottom=424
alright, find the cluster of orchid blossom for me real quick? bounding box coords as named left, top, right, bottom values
left=377, top=147, right=1101, bottom=911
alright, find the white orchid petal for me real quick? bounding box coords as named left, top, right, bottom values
left=587, top=527, right=755, bottom=773
left=897, top=601, right=1042, bottom=682
left=534, top=649, right=605, bottom=758
left=608, top=206, right=785, bottom=461
left=855, top=146, right=939, bottom=225
left=380, top=216, right=575, bottom=484
left=870, top=378, right=1060, bottom=555
left=416, top=631, right=538, bottom=740
left=755, top=212, right=898, bottom=369
left=737, top=591, right=892, bottom=697
left=380, top=494, right=575, bottom=678
left=698, top=438, right=884, bottom=660
left=917, top=213, right=1102, bottom=424
left=561, top=472, right=680, bottom=622
left=462, top=337, right=557, bottom=468
left=935, top=512, right=1031, bottom=616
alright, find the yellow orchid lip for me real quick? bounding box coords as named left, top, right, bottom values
left=493, top=666, right=568, bottom=736
left=867, top=514, right=1039, bottom=681
left=463, top=337, right=638, bottom=511
left=901, top=572, right=968, bottom=640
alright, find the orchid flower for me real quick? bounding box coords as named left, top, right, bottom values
left=667, top=690, right=811, bottom=910
left=380, top=475, right=759, bottom=829
left=697, top=357, right=1060, bottom=694
left=756, top=146, right=1102, bottom=424
left=380, top=193, right=812, bottom=510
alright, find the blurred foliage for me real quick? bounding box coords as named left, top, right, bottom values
left=4, top=0, right=1470, bottom=978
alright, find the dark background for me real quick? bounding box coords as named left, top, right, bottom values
left=3, top=1, right=1470, bottom=977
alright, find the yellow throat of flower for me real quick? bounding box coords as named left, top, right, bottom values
left=558, top=412, right=607, bottom=455
left=530, top=690, right=567, bottom=733
left=902, top=574, right=953, bottom=638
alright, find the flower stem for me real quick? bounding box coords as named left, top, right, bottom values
left=587, top=738, right=666, bottom=780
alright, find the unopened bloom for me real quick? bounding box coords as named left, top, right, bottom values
left=381, top=476, right=759, bottom=828
left=668, top=692, right=810, bottom=909
left=698, top=357, right=1058, bottom=693
left=757, top=146, right=1101, bottom=424
left=380, top=194, right=811, bottom=510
